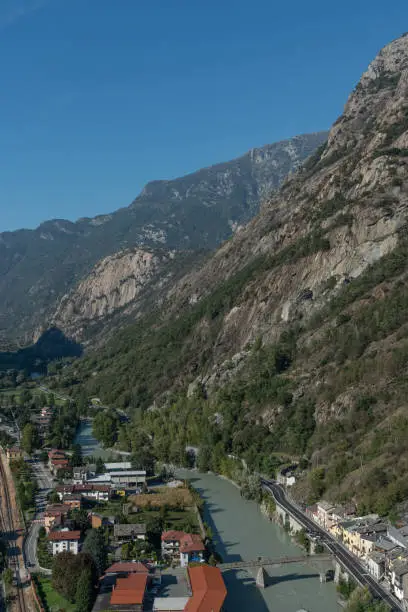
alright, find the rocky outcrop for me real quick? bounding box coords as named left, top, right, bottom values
left=156, top=34, right=408, bottom=391
left=52, top=248, right=166, bottom=338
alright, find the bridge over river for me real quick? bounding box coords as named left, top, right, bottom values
left=219, top=553, right=332, bottom=571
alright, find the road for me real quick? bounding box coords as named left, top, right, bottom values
left=24, top=457, right=53, bottom=574
left=262, top=479, right=402, bottom=611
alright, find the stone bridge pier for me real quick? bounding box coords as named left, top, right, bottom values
left=275, top=503, right=304, bottom=533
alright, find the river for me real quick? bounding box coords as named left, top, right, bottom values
left=74, top=422, right=339, bottom=611
left=74, top=418, right=114, bottom=459
left=177, top=470, right=339, bottom=612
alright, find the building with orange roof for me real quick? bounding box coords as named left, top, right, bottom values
left=110, top=572, right=148, bottom=611
left=161, top=532, right=205, bottom=567
left=152, top=566, right=226, bottom=612
left=184, top=566, right=227, bottom=612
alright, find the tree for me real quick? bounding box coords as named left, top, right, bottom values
left=93, top=410, right=119, bottom=448
left=75, top=567, right=94, bottom=612
left=3, top=567, right=13, bottom=586
left=19, top=389, right=32, bottom=406
left=146, top=515, right=164, bottom=548
left=344, top=586, right=390, bottom=611
left=21, top=423, right=38, bottom=454
left=95, top=457, right=104, bottom=474
left=197, top=445, right=212, bottom=472
left=71, top=443, right=83, bottom=467
left=82, top=528, right=107, bottom=577
left=70, top=509, right=91, bottom=533
left=52, top=552, right=96, bottom=602
left=48, top=490, right=60, bottom=504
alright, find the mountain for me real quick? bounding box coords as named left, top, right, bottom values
left=71, top=34, right=408, bottom=515
left=0, top=133, right=327, bottom=347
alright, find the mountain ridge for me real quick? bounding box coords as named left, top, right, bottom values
left=0, top=132, right=327, bottom=346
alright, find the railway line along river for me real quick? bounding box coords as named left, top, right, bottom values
left=74, top=422, right=339, bottom=610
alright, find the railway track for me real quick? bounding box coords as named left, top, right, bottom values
left=0, top=455, right=28, bottom=612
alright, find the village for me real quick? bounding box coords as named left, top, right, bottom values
left=5, top=444, right=227, bottom=612
left=305, top=499, right=408, bottom=604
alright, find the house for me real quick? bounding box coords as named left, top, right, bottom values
left=6, top=447, right=23, bottom=462
left=161, top=531, right=205, bottom=567
left=48, top=450, right=70, bottom=475
left=62, top=494, right=82, bottom=510
left=316, top=501, right=336, bottom=529
left=337, top=516, right=384, bottom=558
left=388, top=525, right=408, bottom=550
left=73, top=467, right=91, bottom=484
left=110, top=572, right=148, bottom=611
left=161, top=531, right=186, bottom=563
left=367, top=551, right=386, bottom=580
left=50, top=458, right=71, bottom=475
left=277, top=465, right=297, bottom=487
left=90, top=513, right=115, bottom=529
left=390, top=560, right=408, bottom=601
left=56, top=484, right=111, bottom=502
left=48, top=530, right=81, bottom=556
left=105, top=562, right=149, bottom=577
left=179, top=534, right=205, bottom=568
left=44, top=504, right=70, bottom=533
left=114, top=524, right=146, bottom=543
left=80, top=484, right=111, bottom=502
left=48, top=449, right=67, bottom=466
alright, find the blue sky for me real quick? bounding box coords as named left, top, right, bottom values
left=0, top=0, right=407, bottom=232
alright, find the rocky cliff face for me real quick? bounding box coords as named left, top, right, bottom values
left=0, top=132, right=326, bottom=347
left=52, top=248, right=169, bottom=340
left=162, top=34, right=408, bottom=370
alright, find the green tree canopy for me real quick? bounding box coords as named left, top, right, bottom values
left=82, top=528, right=107, bottom=577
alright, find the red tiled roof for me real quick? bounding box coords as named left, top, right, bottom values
left=180, top=533, right=205, bottom=553
left=49, top=450, right=67, bottom=459
left=105, top=562, right=149, bottom=574
left=51, top=459, right=70, bottom=467
left=62, top=494, right=82, bottom=502
left=161, top=530, right=186, bottom=542
left=45, top=504, right=70, bottom=517
left=184, top=566, right=227, bottom=612
left=110, top=573, right=147, bottom=605
left=48, top=530, right=81, bottom=541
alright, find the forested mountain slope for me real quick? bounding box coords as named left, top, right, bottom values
left=68, top=34, right=408, bottom=514
left=0, top=134, right=325, bottom=347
